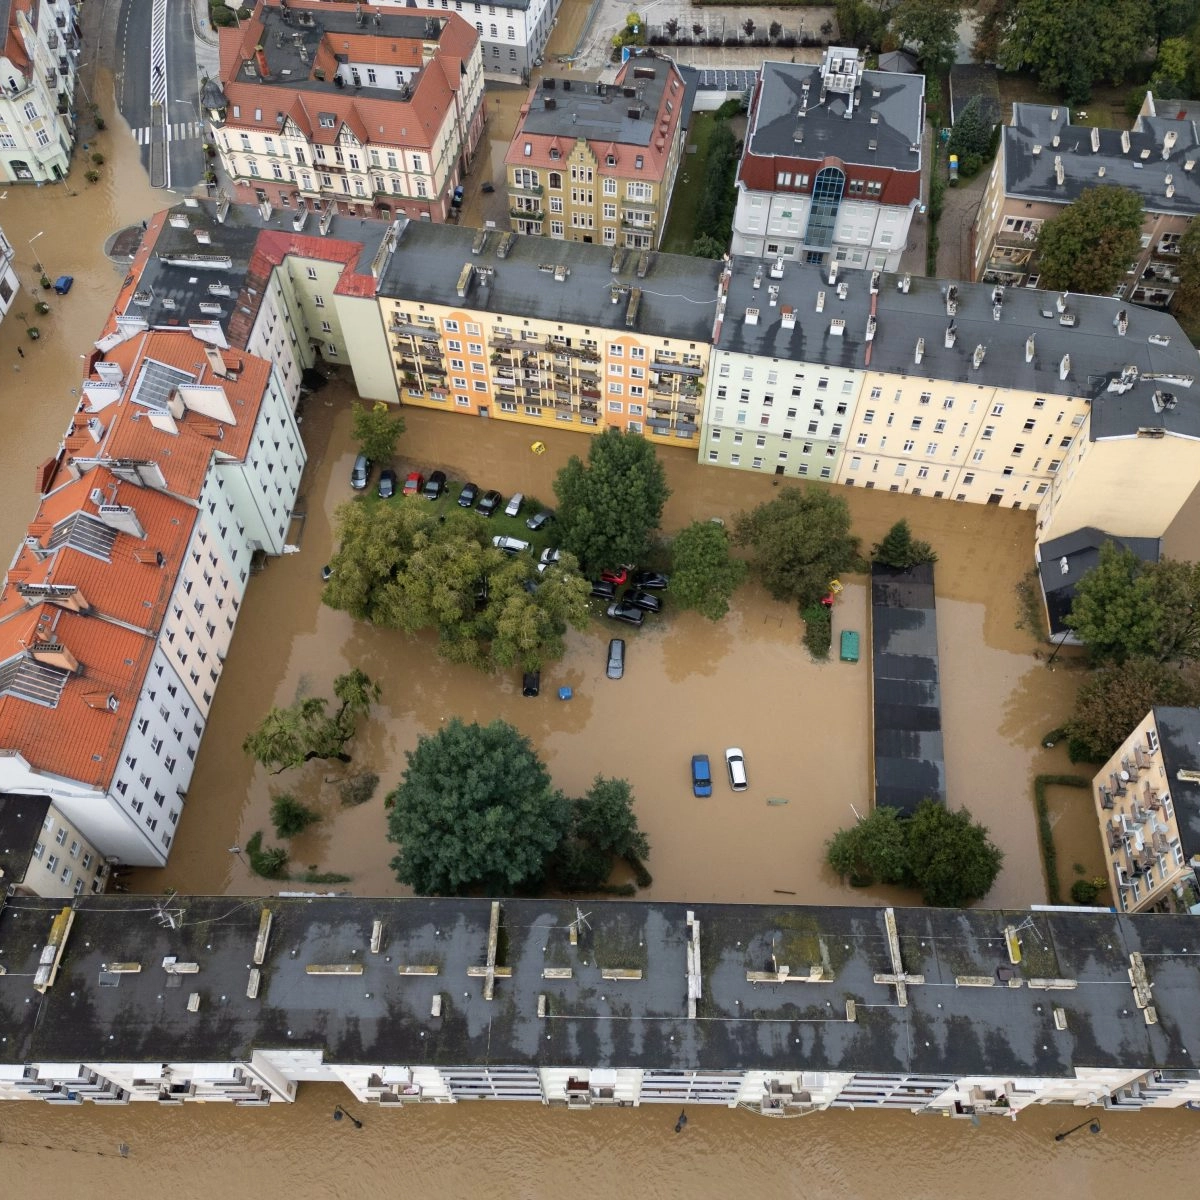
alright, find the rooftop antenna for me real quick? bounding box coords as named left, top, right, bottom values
left=568, top=906, right=592, bottom=946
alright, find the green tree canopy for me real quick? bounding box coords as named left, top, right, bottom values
left=871, top=519, right=937, bottom=569
left=350, top=401, right=405, bottom=464
left=733, top=486, right=861, bottom=609
left=1172, top=218, right=1200, bottom=320
left=386, top=718, right=570, bottom=894
left=668, top=520, right=747, bottom=620
left=904, top=800, right=1004, bottom=907
left=1035, top=186, right=1145, bottom=295
left=892, top=0, right=962, bottom=73
left=948, top=95, right=993, bottom=160
left=553, top=429, right=670, bottom=574
left=555, top=776, right=651, bottom=891
left=1150, top=36, right=1192, bottom=95
left=825, top=805, right=910, bottom=886
left=835, top=0, right=889, bottom=50
left=1066, top=657, right=1200, bottom=762
left=270, top=793, right=320, bottom=838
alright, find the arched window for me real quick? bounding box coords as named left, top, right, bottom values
left=804, top=166, right=844, bottom=251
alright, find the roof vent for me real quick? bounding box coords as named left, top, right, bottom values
left=945, top=285, right=958, bottom=316
left=870, top=109, right=879, bottom=124
left=1121, top=130, right=1131, bottom=154
left=1114, top=309, right=1128, bottom=336
left=1164, top=130, right=1178, bottom=157
left=768, top=284, right=780, bottom=306
left=1153, top=390, right=1179, bottom=412
left=898, top=274, right=911, bottom=294
left=1056, top=292, right=1068, bottom=313
left=1167, top=184, right=1176, bottom=198
left=972, top=344, right=986, bottom=370
left=815, top=290, right=825, bottom=312
left=830, top=318, right=845, bottom=336
left=1098, top=166, right=1106, bottom=177
left=1090, top=126, right=1100, bottom=153
left=1051, top=108, right=1059, bottom=120
left=1054, top=155, right=1065, bottom=186
left=944, top=322, right=957, bottom=348
left=1059, top=353, right=1071, bottom=380
left=914, top=337, right=924, bottom=364
left=1025, top=334, right=1035, bottom=363
left=1186, top=160, right=1196, bottom=172
left=752, top=264, right=763, bottom=289
left=1148, top=332, right=1171, bottom=346
left=1140, top=148, right=1152, bottom=160
left=744, top=307, right=759, bottom=325
left=1051, top=135, right=1060, bottom=148
left=1032, top=144, right=1042, bottom=156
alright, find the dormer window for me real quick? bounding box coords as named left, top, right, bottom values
left=550, top=147, right=560, bottom=159
left=606, top=154, right=616, bottom=166
left=524, top=142, right=532, bottom=157
left=635, top=154, right=643, bottom=169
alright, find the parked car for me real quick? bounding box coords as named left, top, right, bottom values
left=521, top=670, right=540, bottom=697
left=350, top=453, right=372, bottom=490
left=634, top=570, right=670, bottom=590
left=378, top=467, right=398, bottom=499
left=622, top=588, right=662, bottom=613
left=526, top=508, right=554, bottom=531
left=481, top=181, right=495, bottom=194
left=476, top=489, right=502, bottom=517
left=474, top=577, right=489, bottom=611
left=321, top=564, right=332, bottom=582
left=606, top=638, right=626, bottom=680
left=458, top=481, right=480, bottom=508
left=402, top=471, right=424, bottom=497
left=53, top=275, right=74, bottom=295
left=606, top=601, right=644, bottom=626
left=589, top=579, right=616, bottom=601
left=601, top=567, right=629, bottom=585
left=423, top=470, right=447, bottom=500
left=492, top=535, right=530, bottom=554
left=725, top=747, right=748, bottom=792
left=539, top=547, right=561, bottom=567
left=691, top=754, right=712, bottom=798
left=451, top=184, right=465, bottom=208
left=505, top=492, right=525, bottom=517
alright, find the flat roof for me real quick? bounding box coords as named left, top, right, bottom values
left=9, top=895, right=1200, bottom=1078
left=0, top=793, right=49, bottom=887
left=377, top=222, right=723, bottom=344
left=715, top=257, right=1200, bottom=439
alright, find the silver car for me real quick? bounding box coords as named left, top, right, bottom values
left=606, top=638, right=625, bottom=680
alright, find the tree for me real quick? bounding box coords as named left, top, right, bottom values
left=892, top=0, right=962, bottom=73
left=1066, top=657, right=1200, bottom=761
left=1034, top=186, right=1144, bottom=296
left=826, top=806, right=910, bottom=886
left=386, top=719, right=570, bottom=894
left=351, top=401, right=405, bottom=465
left=664, top=16, right=678, bottom=37
left=904, top=799, right=1003, bottom=906
left=669, top=521, right=747, bottom=621
left=690, top=234, right=727, bottom=259
left=742, top=18, right=755, bottom=38
left=994, top=0, right=1152, bottom=103
left=573, top=776, right=649, bottom=861
left=270, top=793, right=321, bottom=838
left=871, top=519, right=937, bottom=569
left=1150, top=36, right=1192, bottom=95
left=553, top=429, right=670, bottom=573
left=692, top=121, right=737, bottom=247
left=948, top=95, right=992, bottom=161
left=837, top=0, right=889, bottom=49
left=1174, top=219, right=1200, bottom=320
left=734, top=487, right=861, bottom=609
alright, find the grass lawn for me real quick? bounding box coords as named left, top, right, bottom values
left=662, top=112, right=719, bottom=256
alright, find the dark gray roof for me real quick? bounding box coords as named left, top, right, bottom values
left=949, top=64, right=1001, bottom=128
left=747, top=59, right=924, bottom=174
left=1037, top=528, right=1160, bottom=637
left=1003, top=104, right=1200, bottom=215
left=871, top=563, right=944, bottom=814
left=7, top=894, right=1200, bottom=1079
left=378, top=222, right=723, bottom=343
left=878, top=50, right=919, bottom=76
left=523, top=59, right=681, bottom=148
left=1154, top=707, right=1200, bottom=858
left=0, top=793, right=49, bottom=888
left=714, top=257, right=1200, bottom=439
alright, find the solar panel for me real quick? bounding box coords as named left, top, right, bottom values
left=0, top=654, right=69, bottom=708
left=46, top=513, right=117, bottom=561
left=131, top=358, right=195, bottom=412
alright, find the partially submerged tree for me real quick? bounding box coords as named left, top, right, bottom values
left=1035, top=186, right=1144, bottom=295
left=669, top=520, right=747, bottom=621
left=825, top=805, right=910, bottom=886
left=270, top=793, right=321, bottom=838
left=556, top=776, right=651, bottom=891
left=871, top=519, right=937, bottom=569
left=350, top=400, right=405, bottom=465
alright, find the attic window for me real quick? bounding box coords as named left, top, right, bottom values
left=319, top=113, right=336, bottom=128
left=606, top=154, right=616, bottom=166
left=635, top=154, right=644, bottom=169
left=254, top=108, right=262, bottom=121
left=524, top=142, right=532, bottom=157
left=550, top=147, right=560, bottom=159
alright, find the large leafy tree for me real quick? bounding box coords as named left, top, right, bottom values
left=1035, top=186, right=1144, bottom=296
left=825, top=805, right=910, bottom=887
left=553, top=429, right=670, bottom=573
left=904, top=800, right=1004, bottom=907
left=871, top=519, right=937, bottom=569
left=1066, top=658, right=1200, bottom=762
left=556, top=776, right=651, bottom=891
left=733, top=486, right=861, bottom=609
left=669, top=520, right=747, bottom=621
left=892, top=0, right=962, bottom=73
left=994, top=0, right=1152, bottom=103
left=351, top=401, right=405, bottom=464
left=386, top=719, right=570, bottom=894
left=1172, top=219, right=1200, bottom=320
left=947, top=95, right=992, bottom=161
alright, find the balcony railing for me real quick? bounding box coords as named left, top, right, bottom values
left=509, top=181, right=544, bottom=197
left=652, top=360, right=703, bottom=376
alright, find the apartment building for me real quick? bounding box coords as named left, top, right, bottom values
left=0, top=0, right=80, bottom=184
left=357, top=0, right=561, bottom=77
left=377, top=222, right=721, bottom=445
left=211, top=0, right=484, bottom=222
left=1092, top=707, right=1200, bottom=916
left=973, top=100, right=1200, bottom=305
left=0, top=222, right=16, bottom=323
left=3, top=895, right=1200, bottom=1116
left=0, top=331, right=305, bottom=866
left=731, top=49, right=924, bottom=271
left=504, top=55, right=691, bottom=249
left=0, top=793, right=105, bottom=897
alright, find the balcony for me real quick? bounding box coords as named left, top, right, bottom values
left=648, top=397, right=673, bottom=413
left=652, top=359, right=703, bottom=376
left=511, top=208, right=545, bottom=222
left=1154, top=240, right=1181, bottom=257
left=509, top=181, right=544, bottom=197
left=389, top=320, right=434, bottom=338
left=992, top=226, right=1040, bottom=247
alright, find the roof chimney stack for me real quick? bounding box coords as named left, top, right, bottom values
left=1164, top=130, right=1178, bottom=158
left=1059, top=353, right=1071, bottom=381
left=914, top=337, right=924, bottom=364
left=1090, top=126, right=1100, bottom=153
left=1025, top=335, right=1035, bottom=363
left=1054, top=155, right=1065, bottom=186
left=972, top=344, right=986, bottom=370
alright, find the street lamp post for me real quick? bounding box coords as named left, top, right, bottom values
left=1054, top=1118, right=1101, bottom=1142
left=332, top=1104, right=364, bottom=1128
left=28, top=230, right=44, bottom=273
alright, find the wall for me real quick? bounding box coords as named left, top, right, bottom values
left=21, top=804, right=106, bottom=897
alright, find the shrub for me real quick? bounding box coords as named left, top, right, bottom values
left=245, top=830, right=290, bottom=879
left=270, top=792, right=320, bottom=838
left=91, top=151, right=104, bottom=166
left=210, top=4, right=237, bottom=27
left=339, top=771, right=380, bottom=806
left=293, top=870, right=352, bottom=885
left=34, top=301, right=49, bottom=315
left=1070, top=878, right=1102, bottom=905
left=802, top=603, right=832, bottom=659
left=85, top=168, right=100, bottom=183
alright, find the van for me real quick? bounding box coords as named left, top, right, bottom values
left=505, top=492, right=524, bottom=517
left=724, top=747, right=748, bottom=792
left=350, top=453, right=371, bottom=490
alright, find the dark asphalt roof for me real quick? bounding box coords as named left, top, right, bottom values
left=871, top=562, right=945, bottom=814
left=1153, top=707, right=1200, bottom=859
left=949, top=64, right=1001, bottom=127
left=1003, top=103, right=1200, bottom=215
left=0, top=793, right=49, bottom=888
left=1037, top=528, right=1160, bottom=638
left=747, top=58, right=924, bottom=174
left=5, top=894, right=1200, bottom=1079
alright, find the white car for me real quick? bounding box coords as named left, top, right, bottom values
left=492, top=535, right=530, bottom=555
left=505, top=492, right=525, bottom=517
left=725, top=747, right=748, bottom=791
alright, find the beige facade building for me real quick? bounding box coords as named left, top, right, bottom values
left=973, top=99, right=1200, bottom=306
left=377, top=222, right=721, bottom=446
left=1093, top=708, right=1200, bottom=915
left=504, top=55, right=690, bottom=249
left=0, top=794, right=106, bottom=898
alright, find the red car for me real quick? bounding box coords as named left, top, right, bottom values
left=601, top=567, right=629, bottom=585
left=402, top=471, right=424, bottom=497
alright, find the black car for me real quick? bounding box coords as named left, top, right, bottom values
left=377, top=468, right=398, bottom=499
left=476, top=489, right=502, bottom=517
left=526, top=509, right=554, bottom=531
left=634, top=570, right=670, bottom=590
left=606, top=601, right=645, bottom=626
left=623, top=588, right=662, bottom=613
left=521, top=670, right=540, bottom=697
left=458, top=481, right=479, bottom=508
left=423, top=470, right=447, bottom=500
left=589, top=579, right=616, bottom=601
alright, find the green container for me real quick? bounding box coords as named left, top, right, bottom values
left=840, top=630, right=860, bottom=663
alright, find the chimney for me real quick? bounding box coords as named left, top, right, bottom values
left=1114, top=309, right=1128, bottom=336
left=944, top=322, right=957, bottom=349
left=914, top=337, right=924, bottom=364
left=1056, top=292, right=1068, bottom=313
left=870, top=270, right=880, bottom=294
left=898, top=274, right=911, bottom=294
left=815, top=290, right=825, bottom=312
left=972, top=344, right=986, bottom=370
left=744, top=307, right=759, bottom=326
left=1090, top=126, right=1100, bottom=153
left=946, top=285, right=958, bottom=316
left=1164, top=130, right=1178, bottom=158
left=1121, top=130, right=1131, bottom=154
left=1059, top=353, right=1071, bottom=380
left=1098, top=166, right=1106, bottom=177
left=255, top=46, right=271, bottom=79
left=827, top=261, right=838, bottom=287
left=204, top=345, right=228, bottom=378
left=780, top=306, right=796, bottom=330
left=1054, top=155, right=1065, bottom=186
left=30, top=640, right=80, bottom=674
left=97, top=505, right=146, bottom=539
left=1025, top=334, right=1035, bottom=363
left=1167, top=183, right=1176, bottom=198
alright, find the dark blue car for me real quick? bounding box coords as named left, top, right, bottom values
left=691, top=754, right=712, bottom=798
